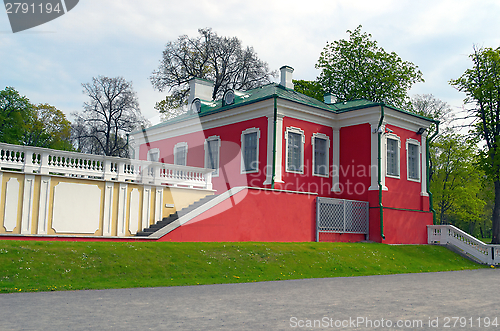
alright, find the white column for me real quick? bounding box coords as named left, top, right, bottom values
left=420, top=133, right=429, bottom=196
left=264, top=114, right=284, bottom=185
left=142, top=185, right=152, bottom=230
left=368, top=122, right=388, bottom=191
left=21, top=175, right=35, bottom=234
left=37, top=176, right=51, bottom=234
left=102, top=182, right=114, bottom=236
left=154, top=186, right=163, bottom=224
left=331, top=128, right=341, bottom=192
left=117, top=183, right=128, bottom=236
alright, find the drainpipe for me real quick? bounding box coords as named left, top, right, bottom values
left=271, top=95, right=278, bottom=189
left=377, top=104, right=386, bottom=240
left=426, top=121, right=439, bottom=224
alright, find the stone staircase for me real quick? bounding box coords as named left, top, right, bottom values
left=136, top=194, right=218, bottom=237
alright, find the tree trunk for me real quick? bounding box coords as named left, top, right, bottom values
left=492, top=180, right=500, bottom=244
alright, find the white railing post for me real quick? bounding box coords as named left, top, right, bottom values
left=103, top=158, right=113, bottom=181
left=40, top=150, right=49, bottom=175
left=23, top=148, right=34, bottom=173
left=205, top=171, right=213, bottom=190
left=153, top=163, right=161, bottom=186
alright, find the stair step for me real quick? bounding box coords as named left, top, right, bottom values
left=135, top=194, right=218, bottom=237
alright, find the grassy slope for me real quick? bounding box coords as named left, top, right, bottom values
left=0, top=241, right=484, bottom=293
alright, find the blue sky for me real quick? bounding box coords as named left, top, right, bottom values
left=1, top=0, right=500, bottom=125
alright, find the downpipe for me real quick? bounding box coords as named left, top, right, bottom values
left=378, top=104, right=385, bottom=240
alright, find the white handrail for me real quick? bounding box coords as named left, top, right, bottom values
left=0, top=142, right=213, bottom=190
left=428, top=224, right=500, bottom=265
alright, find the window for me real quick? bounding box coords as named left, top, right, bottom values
left=386, top=134, right=400, bottom=178
left=204, top=136, right=220, bottom=176
left=406, top=139, right=420, bottom=181
left=173, top=142, right=188, bottom=166
left=285, top=127, right=305, bottom=173
left=147, top=148, right=160, bottom=162
left=312, top=133, right=330, bottom=177
left=241, top=128, right=260, bottom=173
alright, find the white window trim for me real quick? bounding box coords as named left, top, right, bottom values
left=406, top=138, right=421, bottom=182
left=285, top=126, right=305, bottom=174
left=240, top=127, right=261, bottom=174
left=204, top=135, right=221, bottom=177
left=312, top=132, right=330, bottom=178
left=173, top=142, right=188, bottom=166
left=385, top=133, right=401, bottom=179
left=147, top=148, right=160, bottom=162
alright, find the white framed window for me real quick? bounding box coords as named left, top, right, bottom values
left=285, top=127, right=305, bottom=174
left=241, top=127, right=260, bottom=174
left=173, top=142, right=188, bottom=166
left=386, top=133, right=400, bottom=178
left=147, top=148, right=160, bottom=162
left=204, top=135, right=221, bottom=177
left=312, top=133, right=330, bottom=177
left=406, top=138, right=421, bottom=182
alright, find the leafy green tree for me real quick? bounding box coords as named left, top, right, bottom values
left=22, top=104, right=72, bottom=150
left=316, top=25, right=423, bottom=110
left=430, top=134, right=486, bottom=233
left=293, top=80, right=324, bottom=102
left=450, top=46, right=500, bottom=243
left=0, top=87, right=32, bottom=144
left=150, top=28, right=276, bottom=118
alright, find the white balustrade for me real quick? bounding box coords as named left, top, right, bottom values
left=0, top=142, right=213, bottom=190
left=428, top=224, right=500, bottom=265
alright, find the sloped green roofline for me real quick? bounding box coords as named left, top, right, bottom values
left=138, top=84, right=437, bottom=133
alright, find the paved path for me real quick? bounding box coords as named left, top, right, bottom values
left=1, top=269, right=499, bottom=330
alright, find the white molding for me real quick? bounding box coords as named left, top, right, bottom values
left=4, top=177, right=19, bottom=232
left=240, top=127, right=261, bottom=174
left=37, top=176, right=51, bottom=235
left=52, top=183, right=100, bottom=234
left=264, top=116, right=274, bottom=185
left=147, top=148, right=160, bottom=162
left=385, top=132, right=401, bottom=179
left=173, top=142, right=188, bottom=166
left=204, top=135, right=221, bottom=177
left=406, top=138, right=421, bottom=183
left=142, top=186, right=151, bottom=230
left=21, top=175, right=35, bottom=234
left=284, top=126, right=305, bottom=174
left=311, top=132, right=330, bottom=178
left=129, top=188, right=140, bottom=235
left=103, top=182, right=114, bottom=236
left=117, top=183, right=128, bottom=237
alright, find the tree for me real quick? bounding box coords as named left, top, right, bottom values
left=293, top=80, right=324, bottom=102
left=411, top=94, right=454, bottom=125
left=430, top=134, right=486, bottom=233
left=316, top=25, right=424, bottom=110
left=450, top=46, right=500, bottom=243
left=22, top=103, right=72, bottom=150
left=0, top=87, right=32, bottom=144
left=73, top=76, right=147, bottom=157
left=150, top=28, right=276, bottom=118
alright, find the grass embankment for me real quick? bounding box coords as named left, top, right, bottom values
left=0, top=241, right=484, bottom=293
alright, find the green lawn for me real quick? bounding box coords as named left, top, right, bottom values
left=0, top=241, right=485, bottom=293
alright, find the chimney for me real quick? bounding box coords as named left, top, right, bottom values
left=324, top=93, right=337, bottom=104
left=280, top=65, right=294, bottom=89
left=188, top=78, right=214, bottom=104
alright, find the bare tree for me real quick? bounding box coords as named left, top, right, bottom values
left=150, top=28, right=276, bottom=118
left=72, top=76, right=147, bottom=157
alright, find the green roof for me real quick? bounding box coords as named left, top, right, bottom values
left=141, top=84, right=435, bottom=132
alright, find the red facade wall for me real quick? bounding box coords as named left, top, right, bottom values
left=383, top=124, right=424, bottom=211
left=139, top=117, right=269, bottom=193
left=276, top=117, right=333, bottom=197
left=159, top=188, right=317, bottom=242
left=334, top=123, right=372, bottom=201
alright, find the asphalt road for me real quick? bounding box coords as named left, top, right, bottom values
left=0, top=269, right=499, bottom=330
